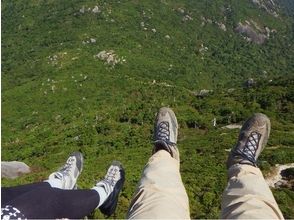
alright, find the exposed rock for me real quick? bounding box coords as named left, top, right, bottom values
left=235, top=22, right=267, bottom=44
left=195, top=89, right=213, bottom=97
left=94, top=50, right=126, bottom=67
left=92, top=6, right=101, bottom=14
left=266, top=163, right=294, bottom=189
left=251, top=0, right=279, bottom=17
left=265, top=26, right=271, bottom=37
left=221, top=124, right=242, bottom=129
left=199, top=43, right=208, bottom=54
left=165, top=35, right=170, bottom=39
left=73, top=135, right=80, bottom=141
left=249, top=19, right=262, bottom=31
left=177, top=8, right=185, bottom=14
left=90, top=38, right=96, bottom=43
left=218, top=22, right=227, bottom=31
left=82, top=38, right=97, bottom=44
left=182, top=15, right=193, bottom=22
left=80, top=5, right=101, bottom=14
left=201, top=16, right=226, bottom=31
left=1, top=161, right=31, bottom=179
left=79, top=6, right=85, bottom=14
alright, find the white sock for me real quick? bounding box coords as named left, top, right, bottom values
left=44, top=173, right=63, bottom=188
left=92, top=181, right=112, bottom=207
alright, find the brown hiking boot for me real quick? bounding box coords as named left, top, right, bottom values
left=152, top=107, right=180, bottom=161
left=227, top=113, right=271, bottom=168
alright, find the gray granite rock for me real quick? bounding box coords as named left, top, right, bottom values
left=1, top=161, right=31, bottom=179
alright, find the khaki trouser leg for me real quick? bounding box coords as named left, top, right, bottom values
left=127, top=150, right=190, bottom=219
left=221, top=164, right=284, bottom=219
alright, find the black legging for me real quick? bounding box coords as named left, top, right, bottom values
left=1, top=182, right=100, bottom=219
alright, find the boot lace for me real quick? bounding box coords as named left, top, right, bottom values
left=237, top=131, right=261, bottom=166
left=157, top=122, right=172, bottom=143
left=55, top=157, right=75, bottom=179
left=105, top=166, right=120, bottom=187
left=96, top=166, right=120, bottom=195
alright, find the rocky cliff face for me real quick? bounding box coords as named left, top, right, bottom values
left=235, top=20, right=277, bottom=44
left=251, top=0, right=279, bottom=17
left=251, top=0, right=294, bottom=18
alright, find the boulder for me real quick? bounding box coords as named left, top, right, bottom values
left=195, top=89, right=212, bottom=97
left=221, top=124, right=242, bottom=129
left=1, top=161, right=31, bottom=179
left=92, top=6, right=101, bottom=14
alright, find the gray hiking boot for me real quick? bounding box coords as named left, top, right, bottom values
left=227, top=113, right=271, bottom=168
left=93, top=161, right=125, bottom=217
left=46, top=152, right=84, bottom=189
left=153, top=107, right=179, bottom=161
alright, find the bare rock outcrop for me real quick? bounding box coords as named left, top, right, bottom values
left=201, top=16, right=226, bottom=31
left=251, top=0, right=279, bottom=17
left=94, top=50, right=126, bottom=67
left=234, top=20, right=276, bottom=45
left=266, top=163, right=294, bottom=190
left=235, top=22, right=267, bottom=44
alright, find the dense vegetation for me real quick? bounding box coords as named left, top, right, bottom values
left=2, top=0, right=293, bottom=218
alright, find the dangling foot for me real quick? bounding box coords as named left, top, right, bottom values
left=46, top=152, right=83, bottom=189
left=153, top=107, right=179, bottom=161
left=227, top=113, right=270, bottom=168
left=92, top=161, right=125, bottom=217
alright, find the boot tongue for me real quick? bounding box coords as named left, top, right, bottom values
left=154, top=140, right=172, bottom=156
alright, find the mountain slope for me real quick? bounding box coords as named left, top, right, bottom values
left=2, top=0, right=294, bottom=218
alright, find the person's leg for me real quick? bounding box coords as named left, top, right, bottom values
left=221, top=164, right=284, bottom=219
left=127, top=107, right=190, bottom=219
left=6, top=187, right=100, bottom=219
left=2, top=161, right=125, bottom=219
left=1, top=182, right=50, bottom=205
left=2, top=152, right=84, bottom=206
left=127, top=150, right=190, bottom=219
left=221, top=113, right=284, bottom=219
